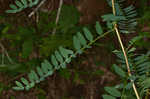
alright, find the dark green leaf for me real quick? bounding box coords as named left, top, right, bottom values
left=113, top=64, right=126, bottom=78
left=51, top=55, right=59, bottom=70
left=21, top=0, right=28, bottom=8
left=43, top=60, right=53, bottom=70
left=83, top=27, right=93, bottom=42
left=41, top=62, right=49, bottom=74
left=36, top=66, right=44, bottom=78
left=104, top=87, right=121, bottom=97
left=9, top=4, right=18, bottom=10
left=102, top=94, right=116, bottom=99
left=73, top=36, right=81, bottom=50
left=21, top=77, right=29, bottom=86
left=95, top=21, right=103, bottom=35
left=15, top=81, right=24, bottom=88
left=77, top=32, right=87, bottom=47
left=55, top=50, right=64, bottom=63
left=22, top=40, right=33, bottom=58
left=30, top=70, right=39, bottom=83
left=15, top=0, right=23, bottom=8
left=12, top=86, right=24, bottom=91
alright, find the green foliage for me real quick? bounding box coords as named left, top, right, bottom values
left=39, top=34, right=73, bottom=57
left=102, top=39, right=150, bottom=98
left=22, top=40, right=33, bottom=58
left=37, top=12, right=55, bottom=33
left=12, top=21, right=104, bottom=91
left=104, top=86, right=121, bottom=97
left=113, top=64, right=126, bottom=78
left=102, top=94, right=116, bottom=99
left=58, top=5, right=80, bottom=33
left=39, top=5, right=80, bottom=56
left=105, top=0, right=137, bottom=33
left=6, top=0, right=39, bottom=13
left=2, top=0, right=149, bottom=98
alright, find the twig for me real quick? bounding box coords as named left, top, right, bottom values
left=52, top=0, right=63, bottom=35
left=111, top=0, right=140, bottom=99
left=1, top=44, right=4, bottom=65
left=0, top=42, right=13, bottom=64
left=28, top=0, right=47, bottom=18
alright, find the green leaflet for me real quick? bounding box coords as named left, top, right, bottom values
left=6, top=0, right=39, bottom=13
left=51, top=55, right=59, bottom=70
left=15, top=0, right=24, bottom=8
left=58, top=47, right=72, bottom=63
left=41, top=62, right=49, bottom=74
left=59, top=46, right=73, bottom=59
left=104, top=87, right=121, bottom=97
left=21, top=0, right=28, bottom=7
left=77, top=32, right=87, bottom=47
left=102, top=14, right=126, bottom=22
left=73, top=36, right=82, bottom=54
left=6, top=10, right=17, bottom=14
left=36, top=67, right=44, bottom=78
left=28, top=72, right=35, bottom=83
left=102, top=94, right=116, bottom=99
left=43, top=60, right=53, bottom=70
left=9, top=4, right=18, bottom=10
left=103, top=1, right=137, bottom=34
left=59, top=46, right=68, bottom=58
left=28, top=0, right=33, bottom=6
left=55, top=51, right=66, bottom=68
left=21, top=77, right=29, bottom=86
left=55, top=51, right=63, bottom=63
left=73, top=36, right=81, bottom=50
left=83, top=27, right=93, bottom=42
left=12, top=22, right=106, bottom=91
left=32, top=0, right=39, bottom=6
left=95, top=21, right=103, bottom=35
left=12, top=81, right=24, bottom=91
left=31, top=70, right=39, bottom=83
left=21, top=77, right=30, bottom=90
left=15, top=81, right=24, bottom=88
left=12, top=86, right=24, bottom=91
left=113, top=64, right=126, bottom=78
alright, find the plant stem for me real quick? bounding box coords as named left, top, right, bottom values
left=28, top=0, right=47, bottom=18
left=60, top=29, right=114, bottom=67
left=111, top=0, right=140, bottom=99
left=0, top=42, right=13, bottom=64
left=52, top=0, right=63, bottom=35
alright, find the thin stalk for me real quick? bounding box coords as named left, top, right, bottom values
left=28, top=0, right=47, bottom=18
left=111, top=0, right=140, bottom=99
left=0, top=42, right=13, bottom=64
left=52, top=0, right=63, bottom=34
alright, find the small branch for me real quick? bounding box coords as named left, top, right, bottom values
left=111, top=0, right=140, bottom=99
left=28, top=0, right=47, bottom=18
left=1, top=44, right=4, bottom=65
left=0, top=42, right=13, bottom=64
left=52, top=0, right=63, bottom=35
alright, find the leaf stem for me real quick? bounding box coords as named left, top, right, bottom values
left=28, top=0, right=47, bottom=18
left=0, top=42, right=13, bottom=64
left=61, top=29, right=114, bottom=66
left=52, top=0, right=63, bottom=35
left=111, top=0, right=140, bottom=99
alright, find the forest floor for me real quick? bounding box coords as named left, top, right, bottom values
left=0, top=0, right=150, bottom=99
